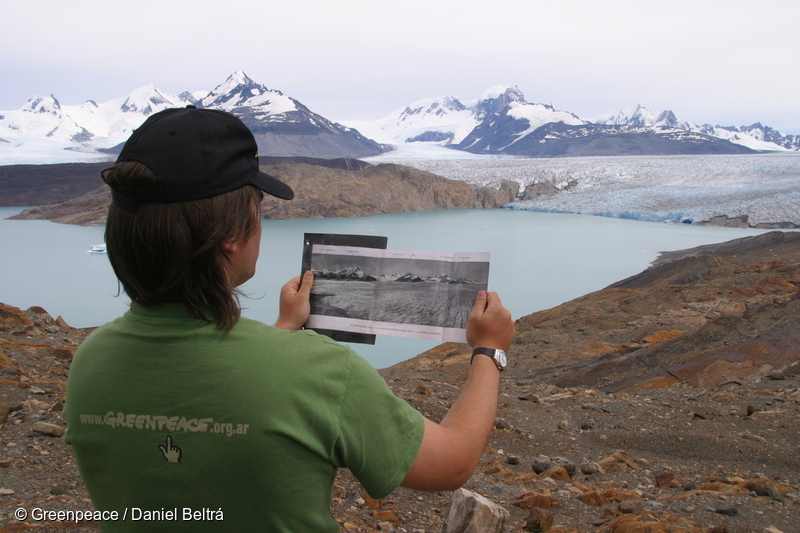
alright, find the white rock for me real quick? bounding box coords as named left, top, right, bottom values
left=32, top=421, right=65, bottom=437
left=443, top=488, right=509, bottom=533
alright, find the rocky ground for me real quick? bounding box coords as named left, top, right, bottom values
left=2, top=231, right=800, bottom=532
left=376, top=353, right=800, bottom=533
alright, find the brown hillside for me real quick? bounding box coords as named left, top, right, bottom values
left=7, top=162, right=518, bottom=225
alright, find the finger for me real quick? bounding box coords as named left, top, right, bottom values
left=285, top=275, right=301, bottom=292
left=297, top=270, right=314, bottom=296
left=485, top=291, right=504, bottom=311
left=473, top=290, right=488, bottom=310
left=164, top=435, right=173, bottom=448
left=468, top=290, right=487, bottom=321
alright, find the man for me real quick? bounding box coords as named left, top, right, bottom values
left=63, top=106, right=515, bottom=532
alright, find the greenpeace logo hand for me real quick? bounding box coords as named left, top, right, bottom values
left=158, top=435, right=183, bottom=463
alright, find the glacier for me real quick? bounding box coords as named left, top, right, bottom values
left=368, top=149, right=800, bottom=227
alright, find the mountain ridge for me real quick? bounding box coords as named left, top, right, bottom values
left=351, top=86, right=798, bottom=157
left=0, top=71, right=387, bottom=162
left=2, top=77, right=798, bottom=164
left=592, top=103, right=800, bottom=152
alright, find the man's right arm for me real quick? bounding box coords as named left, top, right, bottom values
left=400, top=290, right=515, bottom=491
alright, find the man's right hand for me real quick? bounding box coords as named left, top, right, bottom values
left=465, top=290, right=515, bottom=353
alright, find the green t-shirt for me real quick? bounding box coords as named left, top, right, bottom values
left=64, top=304, right=424, bottom=532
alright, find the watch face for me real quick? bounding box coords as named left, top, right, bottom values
left=495, top=350, right=508, bottom=370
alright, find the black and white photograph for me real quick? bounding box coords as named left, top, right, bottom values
left=305, top=244, right=490, bottom=342
left=301, top=233, right=388, bottom=344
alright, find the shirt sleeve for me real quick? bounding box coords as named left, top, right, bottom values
left=334, top=353, right=425, bottom=499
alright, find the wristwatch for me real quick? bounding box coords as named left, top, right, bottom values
left=471, top=347, right=508, bottom=371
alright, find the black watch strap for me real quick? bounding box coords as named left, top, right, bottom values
left=471, top=347, right=507, bottom=371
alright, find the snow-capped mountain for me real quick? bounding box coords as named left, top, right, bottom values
left=592, top=104, right=694, bottom=130
left=395, top=95, right=476, bottom=143
left=346, top=95, right=477, bottom=146
left=343, top=85, right=564, bottom=147
left=456, top=98, right=585, bottom=154
left=0, top=72, right=386, bottom=164
left=347, top=87, right=794, bottom=158
left=591, top=104, right=799, bottom=152
left=200, top=71, right=295, bottom=112
left=0, top=87, right=195, bottom=148
left=445, top=90, right=752, bottom=157
left=697, top=123, right=800, bottom=152
left=80, top=85, right=198, bottom=139
left=5, top=95, right=95, bottom=144
left=199, top=72, right=384, bottom=159
left=349, top=89, right=797, bottom=158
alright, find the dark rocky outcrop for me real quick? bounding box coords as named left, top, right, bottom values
left=0, top=162, right=110, bottom=207
left=6, top=161, right=519, bottom=225
left=7, top=185, right=112, bottom=226
left=254, top=163, right=518, bottom=220
left=0, top=159, right=369, bottom=210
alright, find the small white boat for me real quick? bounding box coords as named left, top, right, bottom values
left=87, top=244, right=107, bottom=254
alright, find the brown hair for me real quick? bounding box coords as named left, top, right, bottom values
left=102, top=161, right=263, bottom=331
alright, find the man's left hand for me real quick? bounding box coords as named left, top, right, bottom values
left=274, top=270, right=314, bottom=330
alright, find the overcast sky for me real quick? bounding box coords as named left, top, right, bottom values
left=2, top=0, right=798, bottom=133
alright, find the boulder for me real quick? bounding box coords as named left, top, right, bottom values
left=0, top=303, right=33, bottom=327
left=32, top=421, right=66, bottom=437
left=443, top=488, right=510, bottom=533
left=522, top=507, right=553, bottom=532
left=521, top=182, right=557, bottom=201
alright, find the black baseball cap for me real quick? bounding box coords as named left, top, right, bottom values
left=109, top=106, right=293, bottom=211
